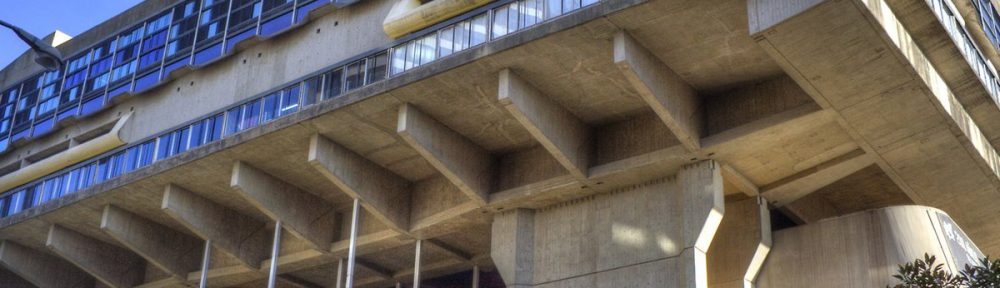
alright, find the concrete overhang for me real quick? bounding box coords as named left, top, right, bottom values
left=751, top=0, right=1000, bottom=253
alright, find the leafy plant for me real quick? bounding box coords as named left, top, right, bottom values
left=890, top=254, right=1000, bottom=288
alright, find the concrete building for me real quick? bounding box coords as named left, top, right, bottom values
left=0, top=0, right=997, bottom=287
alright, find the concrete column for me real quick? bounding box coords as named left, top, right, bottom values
left=491, top=209, right=534, bottom=288
left=707, top=197, right=771, bottom=288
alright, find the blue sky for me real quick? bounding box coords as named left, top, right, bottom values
left=0, top=0, right=142, bottom=69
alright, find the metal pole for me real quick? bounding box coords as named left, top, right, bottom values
left=346, top=198, right=361, bottom=288
left=413, top=239, right=422, bottom=288
left=199, top=240, right=212, bottom=288
left=395, top=282, right=402, bottom=288
left=471, top=265, right=479, bottom=288
left=267, top=221, right=283, bottom=288
left=335, top=258, right=344, bottom=288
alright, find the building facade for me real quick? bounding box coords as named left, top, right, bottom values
left=0, top=0, right=997, bottom=287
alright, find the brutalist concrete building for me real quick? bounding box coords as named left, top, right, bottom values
left=0, top=0, right=996, bottom=287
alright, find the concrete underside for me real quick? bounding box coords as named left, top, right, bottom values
left=2, top=0, right=1000, bottom=286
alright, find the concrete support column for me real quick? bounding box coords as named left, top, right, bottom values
left=490, top=160, right=723, bottom=288
left=707, top=197, right=771, bottom=288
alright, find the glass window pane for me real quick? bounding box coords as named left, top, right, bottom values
left=302, top=76, right=322, bottom=106
left=280, top=85, right=300, bottom=116
left=225, top=106, right=242, bottom=135
left=242, top=100, right=261, bottom=130
left=262, top=93, right=279, bottom=122
left=325, top=69, right=343, bottom=99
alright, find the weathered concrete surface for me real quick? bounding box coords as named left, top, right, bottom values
left=751, top=0, right=1000, bottom=253
left=491, top=161, right=723, bottom=288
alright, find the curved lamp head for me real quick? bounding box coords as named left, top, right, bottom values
left=0, top=19, right=64, bottom=71
left=31, top=46, right=63, bottom=71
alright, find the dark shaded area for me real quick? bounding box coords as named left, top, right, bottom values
left=388, top=269, right=505, bottom=288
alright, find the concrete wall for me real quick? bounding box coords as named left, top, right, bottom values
left=757, top=205, right=982, bottom=287
left=0, top=0, right=397, bottom=171
left=491, top=161, right=724, bottom=288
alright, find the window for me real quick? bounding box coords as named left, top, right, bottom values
left=241, top=99, right=261, bottom=130
left=279, top=85, right=299, bottom=116
left=197, top=0, right=230, bottom=46
left=225, top=106, right=242, bottom=135
left=302, top=75, right=322, bottom=106
left=228, top=0, right=262, bottom=33
left=166, top=1, right=200, bottom=59
left=262, top=93, right=279, bottom=122
left=344, top=60, right=366, bottom=91
left=366, top=53, right=388, bottom=84
left=206, top=113, right=225, bottom=142
left=0, top=88, right=16, bottom=135
left=325, top=68, right=343, bottom=99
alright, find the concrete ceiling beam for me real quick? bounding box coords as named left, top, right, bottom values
left=99, top=204, right=203, bottom=282
left=230, top=161, right=340, bottom=251
left=0, top=240, right=94, bottom=288
left=397, top=103, right=494, bottom=205
left=760, top=149, right=873, bottom=207
left=161, top=184, right=269, bottom=270
left=614, top=30, right=703, bottom=151
left=308, top=133, right=412, bottom=234
left=45, top=224, right=146, bottom=288
left=498, top=68, right=592, bottom=181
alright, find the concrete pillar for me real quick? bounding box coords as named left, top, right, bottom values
left=707, top=197, right=771, bottom=288
left=490, top=160, right=723, bottom=288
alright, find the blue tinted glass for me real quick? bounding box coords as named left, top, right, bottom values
left=225, top=107, right=241, bottom=135
left=139, top=49, right=164, bottom=69
left=63, top=169, right=80, bottom=195
left=173, top=128, right=190, bottom=154
left=261, top=12, right=292, bottom=36
left=78, top=164, right=95, bottom=189
left=190, top=121, right=205, bottom=148
left=208, top=114, right=224, bottom=141
left=262, top=94, right=278, bottom=122
left=157, top=133, right=173, bottom=160
left=280, top=86, right=299, bottom=116
left=242, top=100, right=260, bottom=130
left=193, top=43, right=223, bottom=66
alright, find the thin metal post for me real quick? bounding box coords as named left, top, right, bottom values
left=472, top=265, right=479, bottom=288
left=346, top=198, right=361, bottom=288
left=413, top=239, right=422, bottom=288
left=199, top=239, right=212, bottom=288
left=395, top=282, right=402, bottom=288
left=335, top=258, right=344, bottom=288
left=267, top=221, right=283, bottom=288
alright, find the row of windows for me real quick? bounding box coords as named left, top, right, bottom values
left=935, top=0, right=1000, bottom=106
left=0, top=0, right=601, bottom=219
left=0, top=0, right=326, bottom=157
left=390, top=0, right=597, bottom=75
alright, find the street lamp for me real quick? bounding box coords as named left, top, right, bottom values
left=0, top=19, right=63, bottom=71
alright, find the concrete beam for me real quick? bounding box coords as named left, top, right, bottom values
left=308, top=134, right=411, bottom=233
left=0, top=267, right=35, bottom=288
left=161, top=184, right=269, bottom=269
left=721, top=164, right=759, bottom=196
left=0, top=240, right=94, bottom=288
left=614, top=30, right=703, bottom=151
left=760, top=149, right=873, bottom=206
left=426, top=239, right=473, bottom=263
left=46, top=225, right=145, bottom=288
left=498, top=68, right=592, bottom=180
left=397, top=103, right=494, bottom=205
left=231, top=161, right=339, bottom=251
left=100, top=205, right=202, bottom=281
left=357, top=259, right=394, bottom=281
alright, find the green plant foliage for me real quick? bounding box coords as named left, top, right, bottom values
left=890, top=254, right=1000, bottom=288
